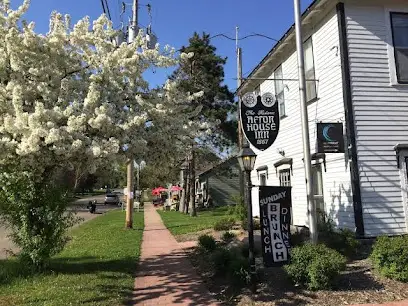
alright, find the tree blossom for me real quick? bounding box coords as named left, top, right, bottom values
left=0, top=0, right=208, bottom=176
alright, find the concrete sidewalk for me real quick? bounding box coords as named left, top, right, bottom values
left=132, top=203, right=220, bottom=306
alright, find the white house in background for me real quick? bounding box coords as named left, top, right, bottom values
left=237, top=0, right=408, bottom=237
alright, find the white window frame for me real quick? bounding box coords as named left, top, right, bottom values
left=385, top=7, right=408, bottom=86
left=274, top=65, right=286, bottom=118
left=304, top=37, right=317, bottom=102
left=397, top=152, right=408, bottom=231
left=259, top=172, right=267, bottom=186
left=278, top=168, right=291, bottom=187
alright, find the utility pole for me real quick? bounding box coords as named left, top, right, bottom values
left=236, top=26, right=245, bottom=202
left=125, top=158, right=134, bottom=228
left=125, top=0, right=138, bottom=229
left=128, top=0, right=138, bottom=43
left=293, top=0, right=317, bottom=243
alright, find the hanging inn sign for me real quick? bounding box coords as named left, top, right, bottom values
left=240, top=92, right=280, bottom=151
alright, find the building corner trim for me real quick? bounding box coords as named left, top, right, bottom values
left=337, top=2, right=365, bottom=237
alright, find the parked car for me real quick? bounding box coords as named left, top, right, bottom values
left=104, top=193, right=120, bottom=205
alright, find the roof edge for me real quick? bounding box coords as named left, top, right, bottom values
left=236, top=0, right=333, bottom=95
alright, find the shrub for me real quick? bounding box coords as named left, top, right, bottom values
left=371, top=235, right=408, bottom=282
left=211, top=246, right=251, bottom=287
left=253, top=218, right=261, bottom=230
left=318, top=213, right=360, bottom=257
left=213, top=217, right=236, bottom=231
left=198, top=234, right=217, bottom=252
left=227, top=255, right=251, bottom=287
left=291, top=231, right=306, bottom=247
left=284, top=243, right=346, bottom=290
left=0, top=171, right=79, bottom=270
left=211, top=247, right=232, bottom=274
left=241, top=218, right=261, bottom=231
left=222, top=231, right=236, bottom=243
left=230, top=194, right=246, bottom=222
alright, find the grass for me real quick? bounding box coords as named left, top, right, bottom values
left=158, top=206, right=236, bottom=236
left=0, top=210, right=144, bottom=305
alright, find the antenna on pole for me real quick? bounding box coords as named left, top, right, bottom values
left=235, top=26, right=239, bottom=53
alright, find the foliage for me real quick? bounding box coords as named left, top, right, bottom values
left=284, top=243, right=346, bottom=290
left=0, top=1, right=208, bottom=183
left=211, top=247, right=232, bottom=274
left=158, top=206, right=235, bottom=236
left=213, top=217, right=236, bottom=231
left=198, top=234, right=217, bottom=252
left=229, top=194, right=246, bottom=221
left=207, top=245, right=251, bottom=288
left=318, top=213, right=360, bottom=258
left=0, top=171, right=79, bottom=269
left=221, top=231, right=236, bottom=243
left=0, top=210, right=144, bottom=305
left=0, top=1, right=207, bottom=268
left=171, top=32, right=236, bottom=149
left=371, top=235, right=408, bottom=282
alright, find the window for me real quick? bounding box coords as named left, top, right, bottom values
left=274, top=65, right=285, bottom=117
left=259, top=173, right=267, bottom=186
left=391, top=13, right=408, bottom=83
left=279, top=169, right=291, bottom=186
left=311, top=164, right=325, bottom=222
left=304, top=37, right=317, bottom=101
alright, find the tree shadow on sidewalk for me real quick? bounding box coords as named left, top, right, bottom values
left=129, top=248, right=220, bottom=306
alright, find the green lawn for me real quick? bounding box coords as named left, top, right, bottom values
left=0, top=210, right=144, bottom=305
left=158, top=206, right=236, bottom=236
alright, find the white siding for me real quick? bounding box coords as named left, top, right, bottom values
left=251, top=10, right=355, bottom=230
left=346, top=2, right=408, bottom=236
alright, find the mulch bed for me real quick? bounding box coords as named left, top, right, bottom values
left=185, top=240, right=408, bottom=306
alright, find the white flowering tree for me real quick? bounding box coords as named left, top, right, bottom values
left=0, top=0, right=206, bottom=268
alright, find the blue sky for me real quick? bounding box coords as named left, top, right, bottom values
left=14, top=0, right=314, bottom=92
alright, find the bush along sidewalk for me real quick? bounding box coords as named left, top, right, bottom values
left=197, top=234, right=255, bottom=289
left=371, top=235, right=408, bottom=282
left=284, top=243, right=347, bottom=290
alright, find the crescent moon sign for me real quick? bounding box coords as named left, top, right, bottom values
left=323, top=124, right=335, bottom=142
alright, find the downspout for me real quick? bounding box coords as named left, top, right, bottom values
left=337, top=2, right=365, bottom=237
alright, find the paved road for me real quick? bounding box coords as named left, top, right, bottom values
left=0, top=194, right=123, bottom=259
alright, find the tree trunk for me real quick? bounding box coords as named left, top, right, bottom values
left=190, top=149, right=197, bottom=217
left=184, top=160, right=191, bottom=214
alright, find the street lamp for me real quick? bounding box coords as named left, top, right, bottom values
left=237, top=141, right=257, bottom=292
left=179, top=161, right=189, bottom=213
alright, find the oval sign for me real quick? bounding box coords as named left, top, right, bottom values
left=240, top=92, right=280, bottom=151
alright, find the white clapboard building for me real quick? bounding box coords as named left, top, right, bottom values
left=237, top=0, right=408, bottom=237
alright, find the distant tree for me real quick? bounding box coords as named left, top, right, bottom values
left=171, top=32, right=237, bottom=216
left=171, top=32, right=237, bottom=150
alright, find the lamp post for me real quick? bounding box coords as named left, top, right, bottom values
left=179, top=161, right=189, bottom=213
left=237, top=142, right=257, bottom=292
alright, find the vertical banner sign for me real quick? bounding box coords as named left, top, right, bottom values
left=259, top=186, right=292, bottom=267
left=317, top=123, right=345, bottom=153
left=240, top=92, right=280, bottom=151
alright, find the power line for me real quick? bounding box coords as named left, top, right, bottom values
left=210, top=33, right=278, bottom=42
left=104, top=0, right=112, bottom=21
left=100, top=0, right=107, bottom=15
